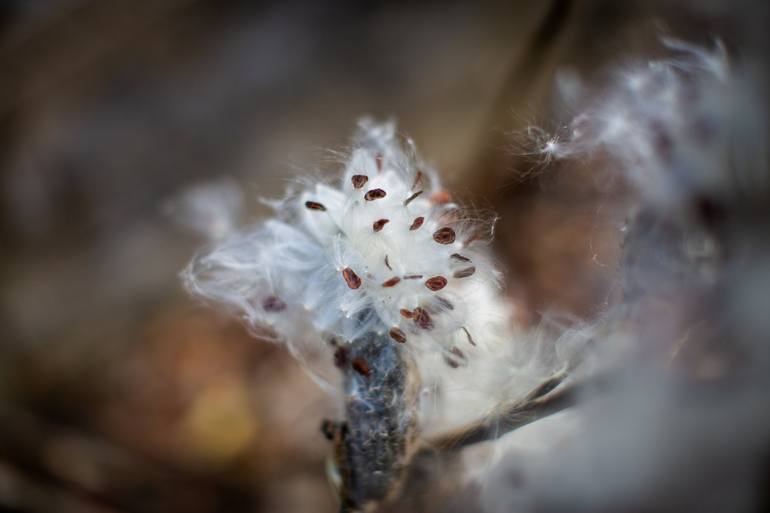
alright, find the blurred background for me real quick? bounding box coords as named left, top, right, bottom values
left=0, top=1, right=765, bottom=512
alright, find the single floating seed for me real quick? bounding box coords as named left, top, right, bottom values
left=262, top=295, right=286, bottom=312
left=382, top=277, right=401, bottom=288
left=409, top=217, right=424, bottom=231
left=454, top=266, right=476, bottom=278
left=385, top=255, right=392, bottom=270
left=433, top=227, right=456, bottom=244
left=373, top=218, right=390, bottom=232
left=403, top=274, right=423, bottom=280
left=389, top=327, right=407, bottom=344
left=450, top=253, right=471, bottom=262
left=425, top=276, right=448, bottom=291
left=351, top=174, right=368, bottom=188
left=342, top=267, right=362, bottom=289
left=404, top=190, right=423, bottom=206
left=449, top=346, right=466, bottom=359
left=364, top=188, right=387, bottom=201
left=304, top=201, right=326, bottom=211
left=375, top=153, right=383, bottom=171
left=413, top=307, right=434, bottom=330
left=399, top=309, right=414, bottom=319
left=352, top=356, right=372, bottom=377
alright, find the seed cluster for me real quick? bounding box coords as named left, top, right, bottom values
left=300, top=169, right=482, bottom=348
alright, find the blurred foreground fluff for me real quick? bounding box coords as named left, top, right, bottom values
left=183, top=40, right=770, bottom=512
left=482, top=40, right=770, bottom=513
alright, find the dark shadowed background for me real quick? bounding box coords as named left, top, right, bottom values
left=0, top=1, right=764, bottom=512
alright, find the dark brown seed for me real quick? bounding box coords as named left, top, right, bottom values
left=351, top=174, right=368, bottom=188
left=364, top=188, right=387, bottom=201
left=373, top=219, right=390, bottom=232
left=375, top=153, right=383, bottom=171
left=435, top=296, right=454, bottom=311
left=262, top=296, right=286, bottom=312
left=409, top=217, right=424, bottom=231
left=433, top=227, right=456, bottom=244
left=352, top=356, right=372, bottom=377
left=412, top=170, right=424, bottom=189
left=453, top=267, right=476, bottom=278
left=450, top=253, right=471, bottom=262
left=462, top=326, right=477, bottom=346
left=399, top=309, right=414, bottom=319
left=382, top=277, right=401, bottom=287
left=389, top=327, right=407, bottom=344
left=403, top=190, right=423, bottom=206
left=342, top=267, right=362, bottom=289
left=385, top=255, right=392, bottom=270
left=425, top=276, right=448, bottom=291
left=403, top=274, right=423, bottom=280
left=449, top=346, right=465, bottom=359
left=334, top=346, right=348, bottom=368
left=413, top=307, right=434, bottom=330
left=305, top=201, right=326, bottom=211
left=443, top=356, right=460, bottom=369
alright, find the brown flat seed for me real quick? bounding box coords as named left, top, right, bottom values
left=412, top=170, right=424, bottom=189
left=342, top=267, right=362, bottom=289
left=433, top=227, right=456, bottom=244
left=450, top=253, right=471, bottom=262
left=385, top=255, right=392, bottom=270
left=403, top=274, right=423, bottom=280
left=399, top=309, right=414, bottom=319
left=375, top=153, right=383, bottom=171
left=444, top=356, right=460, bottom=369
left=462, top=326, right=477, bottom=346
left=262, top=296, right=287, bottom=312
left=425, top=276, right=448, bottom=291
left=305, top=201, right=326, bottom=211
left=449, top=346, right=466, bottom=359
left=404, top=190, right=423, bottom=206
left=352, top=357, right=372, bottom=377
left=413, top=307, right=434, bottom=330
left=334, top=346, right=348, bottom=368
left=373, top=218, right=390, bottom=232
left=351, top=174, right=368, bottom=188
left=382, top=277, right=401, bottom=287
left=435, top=296, right=454, bottom=311
left=364, top=188, right=387, bottom=201
left=389, top=327, right=407, bottom=344
left=409, top=217, right=424, bottom=231
left=454, top=266, right=476, bottom=278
